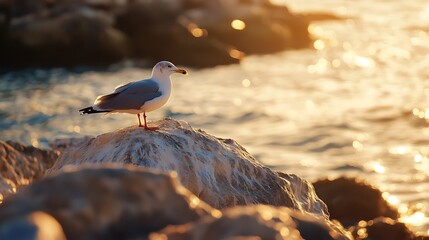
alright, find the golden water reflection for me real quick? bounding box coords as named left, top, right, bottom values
left=388, top=146, right=411, bottom=155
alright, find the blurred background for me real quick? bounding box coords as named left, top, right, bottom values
left=1, top=0, right=429, bottom=235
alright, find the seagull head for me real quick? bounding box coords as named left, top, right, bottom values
left=152, top=61, right=188, bottom=78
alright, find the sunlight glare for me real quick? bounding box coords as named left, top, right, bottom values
left=313, top=39, right=325, bottom=50
left=331, top=59, right=341, bottom=68
left=373, top=162, right=385, bottom=174
left=308, top=24, right=324, bottom=35
left=357, top=228, right=368, bottom=239
left=191, top=28, right=206, bottom=38
left=242, top=79, right=251, bottom=88
left=211, top=209, right=222, bottom=218
left=229, top=49, right=245, bottom=59
left=354, top=56, right=374, bottom=68
left=411, top=107, right=429, bottom=120
left=389, top=146, right=410, bottom=155
left=358, top=220, right=367, bottom=227
left=189, top=196, right=200, bottom=208
left=261, top=209, right=273, bottom=221
left=398, top=204, right=409, bottom=214
left=186, top=22, right=208, bottom=38
left=231, top=19, right=246, bottom=30
left=352, top=140, right=363, bottom=151
left=414, top=154, right=423, bottom=163
left=400, top=212, right=429, bottom=227
left=280, top=227, right=290, bottom=237
left=387, top=195, right=400, bottom=206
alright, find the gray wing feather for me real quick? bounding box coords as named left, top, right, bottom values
left=113, top=82, right=134, bottom=93
left=95, top=79, right=161, bottom=110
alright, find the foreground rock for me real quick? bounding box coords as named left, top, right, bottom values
left=151, top=205, right=351, bottom=240
left=49, top=118, right=328, bottom=217
left=0, top=141, right=58, bottom=201
left=0, top=166, right=214, bottom=240
left=0, top=166, right=349, bottom=240
left=313, top=177, right=398, bottom=227
left=0, top=0, right=311, bottom=69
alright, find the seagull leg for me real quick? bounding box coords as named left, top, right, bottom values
left=143, top=112, right=148, bottom=129
left=137, top=114, right=143, bottom=127
left=143, top=112, right=159, bottom=131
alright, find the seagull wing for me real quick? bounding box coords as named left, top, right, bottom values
left=94, top=79, right=162, bottom=110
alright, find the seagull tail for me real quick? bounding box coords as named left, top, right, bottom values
left=79, top=106, right=111, bottom=115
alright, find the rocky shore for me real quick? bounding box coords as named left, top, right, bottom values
left=0, top=0, right=314, bottom=69
left=0, top=119, right=427, bottom=239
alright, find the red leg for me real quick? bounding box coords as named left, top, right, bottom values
left=137, top=114, right=143, bottom=127
left=143, top=112, right=148, bottom=129
left=143, top=112, right=159, bottom=131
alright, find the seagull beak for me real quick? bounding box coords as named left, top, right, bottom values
left=175, top=69, right=188, bottom=75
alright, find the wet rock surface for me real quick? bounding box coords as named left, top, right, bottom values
left=0, top=166, right=214, bottom=240
left=150, top=205, right=352, bottom=240
left=313, top=177, right=399, bottom=227
left=0, top=0, right=312, bottom=69
left=0, top=141, right=58, bottom=201
left=48, top=118, right=328, bottom=217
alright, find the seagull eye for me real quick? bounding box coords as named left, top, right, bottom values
left=168, top=65, right=172, bottom=68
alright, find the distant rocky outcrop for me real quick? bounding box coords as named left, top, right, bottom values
left=0, top=166, right=349, bottom=240
left=48, top=118, right=328, bottom=217
left=314, top=177, right=429, bottom=240
left=0, top=141, right=58, bottom=201
left=0, top=166, right=214, bottom=240
left=349, top=217, right=429, bottom=240
left=0, top=0, right=312, bottom=69
left=313, top=177, right=399, bottom=227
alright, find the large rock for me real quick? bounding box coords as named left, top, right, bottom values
left=0, top=141, right=58, bottom=201
left=313, top=177, right=399, bottom=227
left=150, top=205, right=352, bottom=240
left=0, top=166, right=214, bottom=240
left=48, top=118, right=328, bottom=217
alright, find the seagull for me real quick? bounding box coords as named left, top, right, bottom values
left=79, top=61, right=187, bottom=130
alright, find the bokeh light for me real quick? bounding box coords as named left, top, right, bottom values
left=231, top=19, right=246, bottom=30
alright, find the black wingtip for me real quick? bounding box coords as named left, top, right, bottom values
left=79, top=106, right=111, bottom=114
left=79, top=106, right=93, bottom=114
